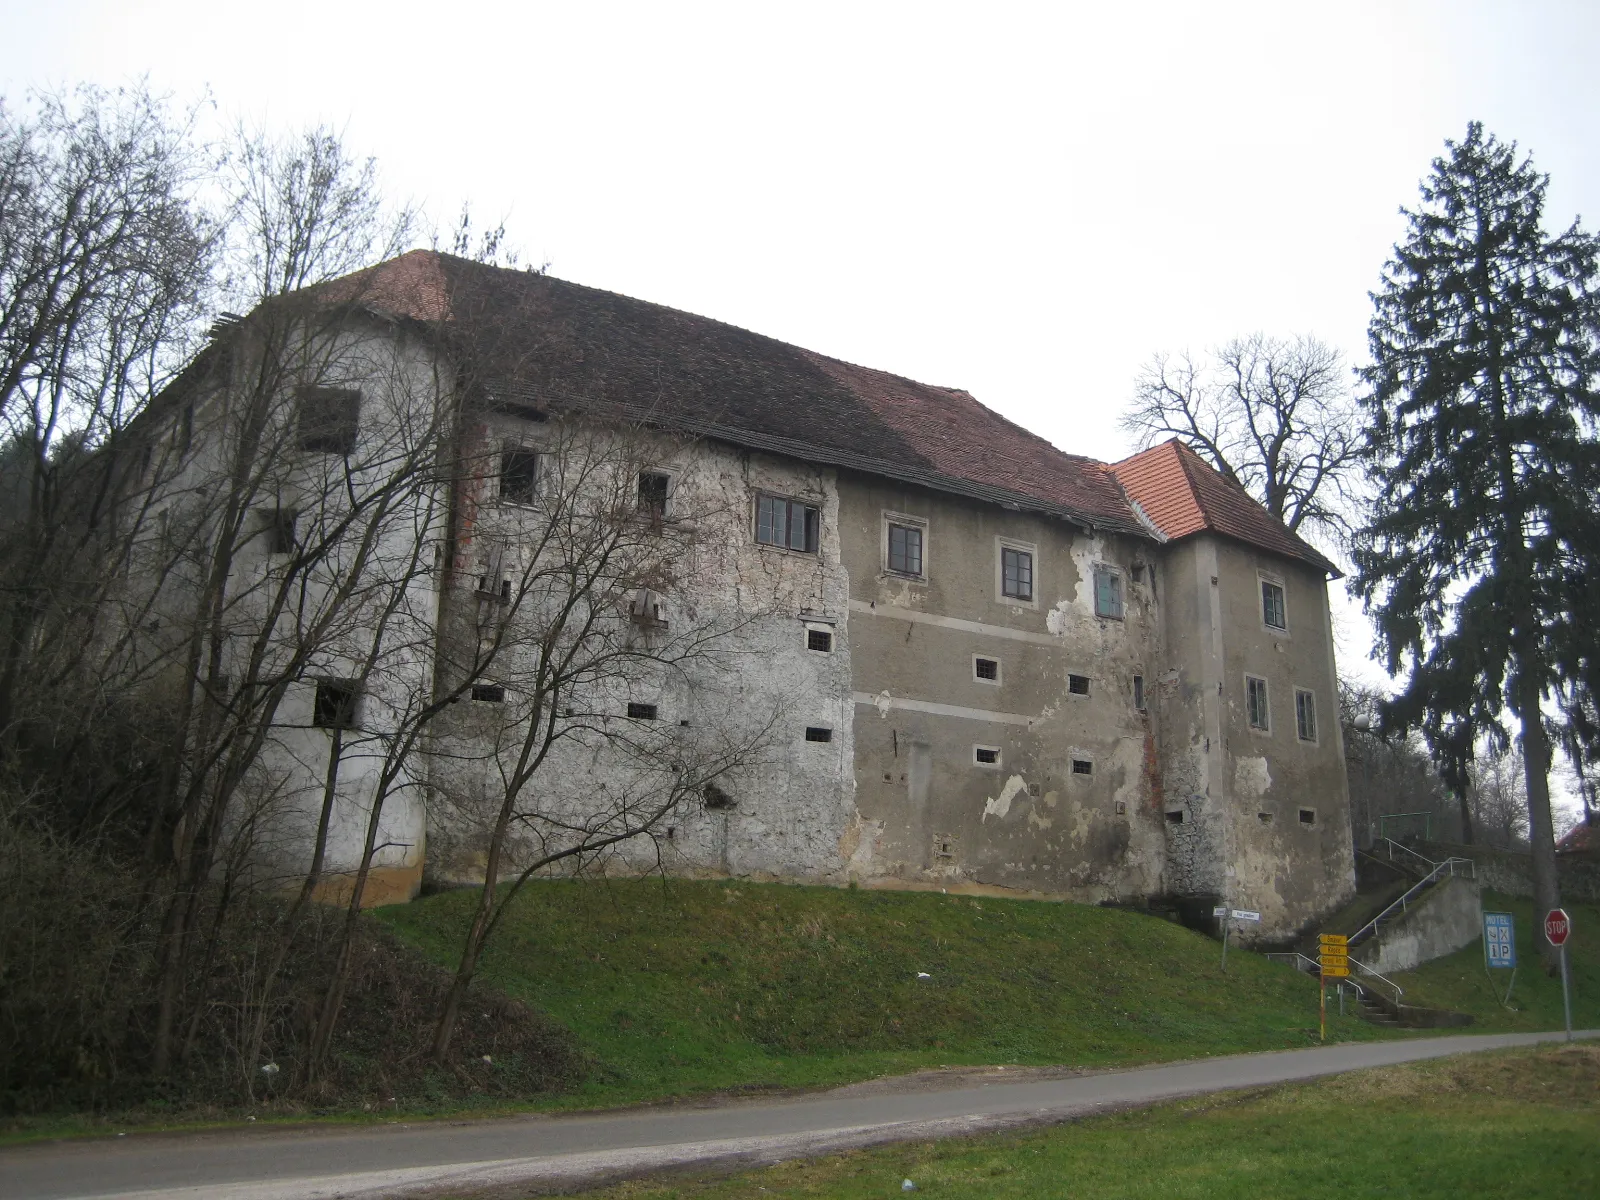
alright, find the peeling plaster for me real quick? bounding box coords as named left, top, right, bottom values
left=1234, top=756, right=1272, bottom=798
left=983, top=774, right=1029, bottom=821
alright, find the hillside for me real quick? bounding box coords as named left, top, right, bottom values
left=379, top=879, right=1389, bottom=1110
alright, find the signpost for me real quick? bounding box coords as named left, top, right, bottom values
left=1483, top=911, right=1516, bottom=1005
left=1217, top=907, right=1259, bottom=972
left=1317, top=934, right=1349, bottom=1041
left=1545, top=908, right=1573, bottom=1043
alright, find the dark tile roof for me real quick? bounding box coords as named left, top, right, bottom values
left=1111, top=439, right=1340, bottom=577
left=333, top=251, right=1150, bottom=536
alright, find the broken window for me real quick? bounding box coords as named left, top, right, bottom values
left=804, top=726, right=833, bottom=742
left=296, top=386, right=361, bottom=455
left=627, top=702, right=658, bottom=720
left=1296, top=688, right=1317, bottom=742
left=500, top=443, right=540, bottom=504
left=1094, top=567, right=1123, bottom=619
left=1246, top=675, right=1270, bottom=732
left=1071, top=759, right=1092, bottom=775
left=1068, top=673, right=1090, bottom=695
left=974, top=745, right=1000, bottom=766
left=974, top=656, right=1000, bottom=682
left=1262, top=579, right=1287, bottom=630
left=638, top=471, right=671, bottom=522
left=313, top=680, right=360, bottom=730
left=471, top=684, right=506, bottom=703
left=806, top=628, right=833, bottom=652
left=887, top=522, right=924, bottom=577
left=755, top=493, right=819, bottom=553
left=1001, top=546, right=1033, bottom=601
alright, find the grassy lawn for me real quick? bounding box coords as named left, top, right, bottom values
left=568, top=1043, right=1600, bottom=1199
left=1389, top=892, right=1599, bottom=1031
left=378, top=879, right=1389, bottom=1111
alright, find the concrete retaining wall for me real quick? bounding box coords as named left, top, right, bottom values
left=1357, top=876, right=1482, bottom=975
left=1418, top=842, right=1600, bottom=905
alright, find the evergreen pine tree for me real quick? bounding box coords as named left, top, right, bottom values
left=1353, top=123, right=1600, bottom=968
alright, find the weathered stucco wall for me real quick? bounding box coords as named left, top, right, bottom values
left=1417, top=842, right=1600, bottom=905
left=1357, top=877, right=1483, bottom=975
left=836, top=472, right=1165, bottom=901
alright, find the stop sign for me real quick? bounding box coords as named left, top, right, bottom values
left=1545, top=908, right=1572, bottom=947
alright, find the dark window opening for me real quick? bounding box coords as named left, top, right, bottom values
left=1247, top=675, right=1270, bottom=731
left=1165, top=809, right=1184, bottom=824
left=975, top=746, right=1000, bottom=765
left=471, top=684, right=506, bottom=703
left=1068, top=673, right=1090, bottom=695
left=1130, top=563, right=1144, bottom=584
left=627, top=702, right=658, bottom=720
left=296, top=386, right=361, bottom=455
left=804, top=726, right=833, bottom=742
left=1299, top=808, right=1317, bottom=825
left=1071, top=759, right=1093, bottom=775
left=1001, top=546, right=1033, bottom=601
left=265, top=509, right=298, bottom=555
left=974, top=657, right=999, bottom=681
left=501, top=444, right=540, bottom=504
left=1094, top=567, right=1124, bottom=619
left=1262, top=580, right=1287, bottom=630
left=1115, top=800, right=1128, bottom=815
left=933, top=836, right=956, bottom=862
left=807, top=628, right=833, bottom=652
left=478, top=575, right=511, bottom=602
left=313, top=681, right=359, bottom=730
left=638, top=471, right=671, bottom=521
left=703, top=781, right=735, bottom=810
left=887, top=522, right=924, bottom=576
left=1133, top=674, right=1146, bottom=711
left=178, top=403, right=194, bottom=454
left=755, top=493, right=819, bottom=553
left=1258, top=812, right=1274, bottom=824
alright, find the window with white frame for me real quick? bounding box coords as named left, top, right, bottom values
left=1295, top=688, right=1317, bottom=742
left=1000, top=544, right=1033, bottom=601
left=1246, top=675, right=1270, bottom=732
left=755, top=493, right=819, bottom=553
left=1261, top=578, right=1287, bottom=631
left=886, top=520, right=924, bottom=577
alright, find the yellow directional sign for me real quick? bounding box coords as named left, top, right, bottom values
left=1319, top=933, right=1349, bottom=946
left=1319, top=954, right=1349, bottom=968
left=1321, top=965, right=1351, bottom=977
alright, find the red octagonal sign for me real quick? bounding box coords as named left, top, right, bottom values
left=1545, top=908, right=1572, bottom=947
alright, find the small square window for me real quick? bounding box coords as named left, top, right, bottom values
left=1295, top=689, right=1317, bottom=742
left=638, top=471, right=671, bottom=521
left=1299, top=808, right=1317, bottom=826
left=1165, top=809, right=1184, bottom=824
left=1133, top=674, right=1145, bottom=711
left=806, top=628, right=833, bottom=652
left=1094, top=567, right=1123, bottom=619
left=1258, top=812, right=1274, bottom=824
left=471, top=684, right=506, bottom=703
left=974, top=657, right=1000, bottom=682
left=974, top=745, right=1000, bottom=766
left=1071, top=759, right=1093, bottom=775
left=756, top=493, right=820, bottom=553
left=1001, top=546, right=1033, bottom=601
left=1262, top=580, right=1287, bottom=630
left=1246, top=675, right=1270, bottom=732
left=627, top=702, right=658, bottom=720
left=804, top=726, right=833, bottom=742
left=313, top=681, right=359, bottom=730
left=501, top=444, right=540, bottom=505
left=887, top=522, right=924, bottom=577
left=296, top=386, right=361, bottom=455
left=1068, top=674, right=1090, bottom=696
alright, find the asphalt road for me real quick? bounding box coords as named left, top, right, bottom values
left=3, top=1030, right=1593, bottom=1200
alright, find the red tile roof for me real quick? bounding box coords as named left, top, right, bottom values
left=1111, top=439, right=1340, bottom=577
left=1558, top=822, right=1597, bottom=853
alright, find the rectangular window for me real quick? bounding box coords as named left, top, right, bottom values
left=1299, top=808, right=1317, bottom=825
left=887, top=522, right=924, bottom=577
left=1001, top=546, right=1033, bottom=601
left=295, top=386, right=361, bottom=455
left=1296, top=688, right=1317, bottom=742
left=501, top=444, right=540, bottom=505
left=1246, top=675, right=1270, bottom=732
left=974, top=656, right=1000, bottom=682
left=471, top=684, right=506, bottom=703
left=1072, top=759, right=1093, bottom=775
left=974, top=745, right=1000, bottom=766
left=1068, top=673, right=1090, bottom=696
left=755, top=493, right=819, bottom=553
left=1133, top=674, right=1145, bottom=711
left=638, top=471, right=671, bottom=521
left=1094, top=567, right=1124, bottom=619
left=627, top=702, right=658, bottom=720
left=1262, top=580, right=1287, bottom=630
left=313, top=681, right=360, bottom=730
left=806, top=628, right=833, bottom=652
left=804, top=726, right=833, bottom=742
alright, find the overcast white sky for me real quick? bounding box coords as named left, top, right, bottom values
left=4, top=1, right=1597, bottom=798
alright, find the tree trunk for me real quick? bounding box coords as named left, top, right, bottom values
left=1455, top=786, right=1474, bottom=846
left=1517, top=699, right=1562, bottom=972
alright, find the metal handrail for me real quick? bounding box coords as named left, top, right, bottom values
left=1349, top=958, right=1404, bottom=1006
left=1379, top=837, right=1477, bottom=881
left=1380, top=837, right=1439, bottom=874
left=1264, top=951, right=1395, bottom=1007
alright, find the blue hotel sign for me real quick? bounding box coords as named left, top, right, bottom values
left=1484, top=912, right=1516, bottom=969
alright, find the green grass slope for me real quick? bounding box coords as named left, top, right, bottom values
left=1389, top=892, right=1600, bottom=1030
left=378, top=880, right=1389, bottom=1109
